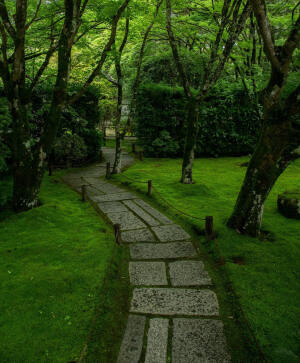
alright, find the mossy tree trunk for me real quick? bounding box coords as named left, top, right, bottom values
left=0, top=0, right=130, bottom=212
left=227, top=107, right=300, bottom=236
left=181, top=99, right=199, bottom=184
left=0, top=0, right=83, bottom=212
left=228, top=1, right=300, bottom=236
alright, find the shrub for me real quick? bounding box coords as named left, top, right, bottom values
left=0, top=97, right=12, bottom=208
left=54, top=132, right=88, bottom=165
left=135, top=83, right=262, bottom=157
left=0, top=97, right=11, bottom=174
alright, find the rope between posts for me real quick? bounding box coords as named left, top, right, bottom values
left=116, top=172, right=267, bottom=360
left=76, top=167, right=267, bottom=361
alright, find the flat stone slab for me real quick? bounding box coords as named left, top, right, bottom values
left=97, top=201, right=129, bottom=213
left=93, top=192, right=136, bottom=202
left=123, top=200, right=160, bottom=226
left=130, top=288, right=219, bottom=316
left=169, top=261, right=212, bottom=286
left=152, top=225, right=190, bottom=242
left=129, top=262, right=167, bottom=286
left=117, top=314, right=146, bottom=363
left=86, top=185, right=105, bottom=196
left=145, top=318, right=169, bottom=363
left=106, top=211, right=147, bottom=231
left=130, top=242, right=197, bottom=260
left=121, top=228, right=156, bottom=243
left=95, top=183, right=124, bottom=194
left=172, top=319, right=230, bottom=363
left=134, top=199, right=172, bottom=225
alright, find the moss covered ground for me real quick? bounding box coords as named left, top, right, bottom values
left=112, top=154, right=300, bottom=363
left=0, top=172, right=130, bottom=362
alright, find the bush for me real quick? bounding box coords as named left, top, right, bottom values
left=0, top=97, right=12, bottom=208
left=0, top=97, right=11, bottom=174
left=135, top=83, right=262, bottom=157
left=31, top=84, right=102, bottom=164
left=54, top=132, right=87, bottom=165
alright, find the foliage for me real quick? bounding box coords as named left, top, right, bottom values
left=113, top=156, right=300, bottom=363
left=0, top=172, right=130, bottom=362
left=135, top=83, right=262, bottom=157
left=53, top=132, right=88, bottom=165
left=0, top=98, right=12, bottom=208
left=0, top=97, right=11, bottom=174
left=31, top=85, right=102, bottom=164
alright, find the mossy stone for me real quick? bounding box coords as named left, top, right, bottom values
left=277, top=191, right=300, bottom=220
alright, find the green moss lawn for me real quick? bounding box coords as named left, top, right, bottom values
left=113, top=155, right=300, bottom=363
left=0, top=172, right=129, bottom=362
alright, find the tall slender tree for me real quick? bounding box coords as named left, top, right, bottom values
left=166, top=0, right=251, bottom=183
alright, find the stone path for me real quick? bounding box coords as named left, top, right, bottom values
left=63, top=148, right=231, bottom=363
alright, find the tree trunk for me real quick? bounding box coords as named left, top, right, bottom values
left=112, top=126, right=122, bottom=174
left=181, top=99, right=199, bottom=184
left=13, top=163, right=44, bottom=212
left=227, top=111, right=299, bottom=236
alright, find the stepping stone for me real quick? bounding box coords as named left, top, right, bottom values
left=145, top=318, right=169, bottom=363
left=86, top=185, right=105, bottom=196
left=94, top=192, right=136, bottom=202
left=97, top=201, right=129, bottom=213
left=121, top=228, right=156, bottom=243
left=172, top=319, right=230, bottom=363
left=130, top=288, right=219, bottom=316
left=130, top=242, right=197, bottom=260
left=169, top=261, right=212, bottom=286
left=117, top=314, right=146, bottom=363
left=84, top=179, right=107, bottom=189
left=106, top=211, right=146, bottom=230
left=95, top=183, right=124, bottom=194
left=123, top=200, right=160, bottom=226
left=129, top=262, right=167, bottom=286
left=152, top=225, right=190, bottom=242
left=134, top=199, right=172, bottom=225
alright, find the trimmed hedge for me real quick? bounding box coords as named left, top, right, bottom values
left=135, top=83, right=262, bottom=157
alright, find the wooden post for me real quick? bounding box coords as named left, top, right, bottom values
left=106, top=162, right=111, bottom=179
left=205, top=216, right=214, bottom=240
left=148, top=180, right=152, bottom=196
left=114, top=224, right=121, bottom=244
left=139, top=151, right=144, bottom=161
left=99, top=149, right=103, bottom=163
left=132, top=143, right=136, bottom=153
left=81, top=185, right=87, bottom=202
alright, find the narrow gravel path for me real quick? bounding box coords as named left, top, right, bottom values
left=63, top=148, right=230, bottom=363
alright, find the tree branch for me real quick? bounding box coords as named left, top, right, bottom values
left=26, top=0, right=42, bottom=30
left=69, top=0, right=130, bottom=105
left=166, top=0, right=192, bottom=98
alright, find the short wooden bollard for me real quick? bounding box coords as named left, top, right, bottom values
left=132, top=143, right=136, bottom=153
left=148, top=180, right=152, bottom=196
left=114, top=223, right=121, bottom=244
left=99, top=149, right=103, bottom=163
left=81, top=185, right=87, bottom=202
left=205, top=216, right=214, bottom=240
left=139, top=151, right=144, bottom=161
left=106, top=162, right=111, bottom=179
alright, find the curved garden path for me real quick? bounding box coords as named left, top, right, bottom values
left=63, top=147, right=230, bottom=363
